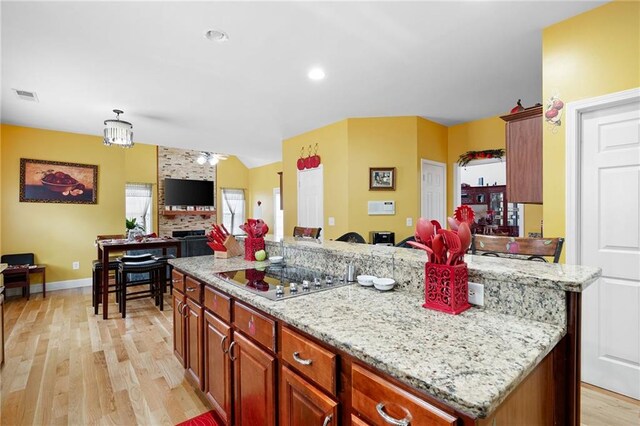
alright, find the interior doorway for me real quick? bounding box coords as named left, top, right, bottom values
left=421, top=159, right=446, bottom=226
left=453, top=159, right=524, bottom=237
left=566, top=88, right=640, bottom=400
left=297, top=166, right=323, bottom=239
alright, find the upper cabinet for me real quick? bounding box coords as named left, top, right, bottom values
left=500, top=106, right=543, bottom=204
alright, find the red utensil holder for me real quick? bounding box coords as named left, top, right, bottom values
left=423, top=262, right=471, bottom=315
left=244, top=237, right=265, bottom=261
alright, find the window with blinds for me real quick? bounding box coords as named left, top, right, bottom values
left=221, top=188, right=245, bottom=235
left=126, top=183, right=153, bottom=232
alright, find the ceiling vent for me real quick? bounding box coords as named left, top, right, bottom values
left=13, top=89, right=39, bottom=102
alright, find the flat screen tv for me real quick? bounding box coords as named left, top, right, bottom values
left=164, top=178, right=214, bottom=206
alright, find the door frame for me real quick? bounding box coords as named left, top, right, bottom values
left=565, top=87, right=640, bottom=264
left=420, top=159, right=447, bottom=223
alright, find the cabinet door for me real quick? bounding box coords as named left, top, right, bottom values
left=505, top=111, right=542, bottom=203
left=280, top=366, right=338, bottom=426
left=232, top=332, right=276, bottom=426
left=172, top=291, right=186, bottom=367
left=185, top=298, right=204, bottom=390
left=204, top=311, right=232, bottom=425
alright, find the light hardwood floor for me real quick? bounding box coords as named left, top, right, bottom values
left=1, top=287, right=639, bottom=425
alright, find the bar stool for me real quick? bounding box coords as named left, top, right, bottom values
left=92, top=257, right=121, bottom=315
left=153, top=254, right=176, bottom=294
left=117, top=254, right=165, bottom=318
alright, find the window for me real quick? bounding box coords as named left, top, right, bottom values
left=126, top=183, right=153, bottom=232
left=222, top=188, right=245, bottom=235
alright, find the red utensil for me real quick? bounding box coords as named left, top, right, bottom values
left=220, top=223, right=230, bottom=236
left=454, top=205, right=475, bottom=225
left=438, top=229, right=462, bottom=265
left=430, top=220, right=442, bottom=233
left=407, top=241, right=435, bottom=263
left=447, top=217, right=460, bottom=231
left=432, top=234, right=446, bottom=264
left=457, top=222, right=472, bottom=257
left=416, top=218, right=434, bottom=244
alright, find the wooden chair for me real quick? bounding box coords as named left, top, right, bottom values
left=1, top=253, right=35, bottom=300
left=471, top=235, right=564, bottom=263
left=293, top=226, right=322, bottom=239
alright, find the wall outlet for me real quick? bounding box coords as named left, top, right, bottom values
left=72, top=261, right=80, bottom=270
left=468, top=282, right=484, bottom=306
left=328, top=217, right=335, bottom=226
left=406, top=217, right=413, bottom=227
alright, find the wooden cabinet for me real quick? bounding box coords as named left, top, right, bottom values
left=352, top=363, right=458, bottom=426
left=500, top=106, right=543, bottom=204
left=172, top=290, right=186, bottom=367
left=280, top=365, right=338, bottom=426
left=204, top=311, right=232, bottom=424
left=185, top=297, right=204, bottom=390
left=232, top=331, right=276, bottom=426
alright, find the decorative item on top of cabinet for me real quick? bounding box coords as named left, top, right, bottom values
left=500, top=106, right=543, bottom=204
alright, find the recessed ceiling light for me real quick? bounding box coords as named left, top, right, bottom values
left=308, top=68, right=326, bottom=81
left=204, top=29, right=229, bottom=43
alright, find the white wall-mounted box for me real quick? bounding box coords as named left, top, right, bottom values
left=368, top=200, right=395, bottom=215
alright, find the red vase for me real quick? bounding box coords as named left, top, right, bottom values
left=423, top=262, right=471, bottom=315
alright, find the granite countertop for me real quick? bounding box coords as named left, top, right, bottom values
left=261, top=236, right=601, bottom=293
left=170, top=255, right=565, bottom=418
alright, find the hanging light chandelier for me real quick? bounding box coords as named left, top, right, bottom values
left=103, top=109, right=134, bottom=148
left=196, top=152, right=228, bottom=166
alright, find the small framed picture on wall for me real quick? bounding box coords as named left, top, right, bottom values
left=369, top=167, right=396, bottom=191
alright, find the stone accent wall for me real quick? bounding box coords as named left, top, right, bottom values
left=158, top=146, right=217, bottom=237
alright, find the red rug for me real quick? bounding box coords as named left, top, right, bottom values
left=176, top=410, right=221, bottom=426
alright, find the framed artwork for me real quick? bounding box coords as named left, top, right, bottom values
left=369, top=167, right=396, bottom=191
left=20, top=158, right=98, bottom=204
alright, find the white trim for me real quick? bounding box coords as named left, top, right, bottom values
left=420, top=159, right=447, bottom=223
left=565, top=87, right=640, bottom=265
left=4, top=277, right=91, bottom=297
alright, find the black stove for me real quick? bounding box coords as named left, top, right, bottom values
left=215, top=265, right=352, bottom=300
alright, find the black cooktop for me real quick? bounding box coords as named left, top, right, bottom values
left=215, top=265, right=352, bottom=300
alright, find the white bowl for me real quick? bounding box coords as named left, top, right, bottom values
left=269, top=256, right=283, bottom=263
left=373, top=277, right=396, bottom=291
left=357, top=275, right=376, bottom=286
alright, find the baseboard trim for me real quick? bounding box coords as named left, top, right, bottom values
left=4, top=277, right=91, bottom=297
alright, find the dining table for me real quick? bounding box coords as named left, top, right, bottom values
left=96, top=237, right=182, bottom=319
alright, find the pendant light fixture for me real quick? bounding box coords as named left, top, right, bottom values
left=103, top=109, right=134, bottom=148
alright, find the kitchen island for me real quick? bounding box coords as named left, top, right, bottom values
left=169, top=237, right=599, bottom=425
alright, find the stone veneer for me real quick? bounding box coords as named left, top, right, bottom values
left=158, top=146, right=217, bottom=237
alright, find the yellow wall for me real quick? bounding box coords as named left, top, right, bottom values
left=542, top=1, right=640, bottom=244
left=0, top=125, right=156, bottom=282
left=447, top=115, right=543, bottom=235
left=283, top=120, right=349, bottom=240
left=124, top=143, right=158, bottom=234
left=248, top=161, right=282, bottom=233
left=216, top=155, right=250, bottom=226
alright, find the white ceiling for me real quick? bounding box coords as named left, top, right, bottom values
left=1, top=1, right=606, bottom=167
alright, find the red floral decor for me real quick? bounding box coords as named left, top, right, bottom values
left=456, top=149, right=505, bottom=167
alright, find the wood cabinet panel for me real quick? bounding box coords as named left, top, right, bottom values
left=281, top=326, right=337, bottom=395
left=172, top=290, right=186, bottom=367
left=204, top=285, right=231, bottom=323
left=185, top=275, right=202, bottom=303
left=351, top=414, right=372, bottom=426
left=232, top=332, right=276, bottom=426
left=172, top=269, right=185, bottom=294
left=186, top=298, right=204, bottom=390
left=352, top=363, right=457, bottom=426
left=233, top=302, right=276, bottom=352
left=204, top=311, right=232, bottom=425
left=501, top=107, right=543, bottom=204
left=280, top=365, right=338, bottom=426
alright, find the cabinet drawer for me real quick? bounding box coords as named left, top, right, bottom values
left=233, top=302, right=276, bottom=352
left=204, top=286, right=231, bottom=323
left=281, top=326, right=336, bottom=395
left=352, top=363, right=457, bottom=426
left=172, top=270, right=185, bottom=293
left=185, top=275, right=202, bottom=302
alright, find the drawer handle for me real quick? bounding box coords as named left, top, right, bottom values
left=182, top=304, right=189, bottom=318
left=228, top=341, right=237, bottom=361
left=292, top=351, right=313, bottom=366
left=221, top=335, right=229, bottom=354
left=177, top=301, right=185, bottom=315
left=376, top=403, right=411, bottom=426
left=322, top=413, right=333, bottom=426
left=186, top=286, right=196, bottom=292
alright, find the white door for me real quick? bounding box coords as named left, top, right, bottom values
left=581, top=99, right=640, bottom=399
left=273, top=187, right=283, bottom=240
left=297, top=166, right=323, bottom=237
left=421, top=160, right=446, bottom=225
